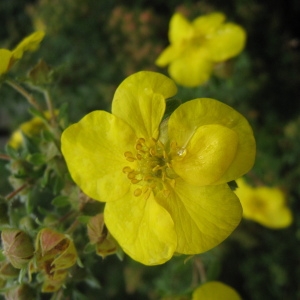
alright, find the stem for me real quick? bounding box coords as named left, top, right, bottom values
left=193, top=256, right=207, bottom=285
left=43, top=89, right=57, bottom=126
left=5, top=80, right=44, bottom=112
left=5, top=183, right=28, bottom=201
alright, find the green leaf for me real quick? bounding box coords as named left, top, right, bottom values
left=26, top=153, right=46, bottom=165
left=51, top=195, right=70, bottom=207
left=5, top=145, right=20, bottom=159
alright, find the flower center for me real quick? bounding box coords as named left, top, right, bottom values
left=123, top=138, right=177, bottom=199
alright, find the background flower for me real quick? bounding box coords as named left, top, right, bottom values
left=192, top=281, right=242, bottom=300
left=235, top=178, right=293, bottom=229
left=0, top=31, right=44, bottom=75
left=156, top=12, right=246, bottom=87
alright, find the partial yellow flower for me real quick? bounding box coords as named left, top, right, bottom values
left=0, top=31, right=45, bottom=75
left=192, top=281, right=242, bottom=300
left=61, top=71, right=255, bottom=265
left=235, top=178, right=293, bottom=228
left=156, top=12, right=246, bottom=87
left=8, top=111, right=54, bottom=149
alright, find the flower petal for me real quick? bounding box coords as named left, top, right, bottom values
left=193, top=12, right=226, bottom=35
left=12, top=31, right=45, bottom=60
left=0, top=49, right=12, bottom=75
left=192, top=281, right=242, bottom=300
left=168, top=98, right=255, bottom=184
left=112, top=71, right=177, bottom=139
left=155, top=45, right=182, bottom=67
left=168, top=47, right=213, bottom=87
left=61, top=111, right=137, bottom=202
left=169, top=13, right=194, bottom=44
left=205, top=23, right=246, bottom=62
left=157, top=180, right=242, bottom=254
left=235, top=179, right=293, bottom=229
left=172, top=124, right=238, bottom=186
left=104, top=188, right=177, bottom=265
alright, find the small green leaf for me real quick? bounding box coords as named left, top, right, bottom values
left=51, top=195, right=70, bottom=207
left=26, top=153, right=46, bottom=165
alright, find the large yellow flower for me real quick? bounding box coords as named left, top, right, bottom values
left=156, top=12, right=246, bottom=87
left=235, top=178, right=293, bottom=229
left=0, top=31, right=45, bottom=75
left=61, top=71, right=255, bottom=265
left=192, top=281, right=241, bottom=300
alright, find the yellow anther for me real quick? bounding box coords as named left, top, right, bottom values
left=136, top=153, right=142, bottom=160
left=122, top=166, right=132, bottom=173
left=127, top=172, right=136, bottom=179
left=149, top=148, right=156, bottom=156
left=136, top=143, right=143, bottom=150
left=131, top=178, right=141, bottom=184
left=124, top=151, right=136, bottom=162
left=137, top=138, right=145, bottom=144
left=134, top=188, right=142, bottom=197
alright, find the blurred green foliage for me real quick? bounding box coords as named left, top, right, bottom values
left=0, top=0, right=300, bottom=299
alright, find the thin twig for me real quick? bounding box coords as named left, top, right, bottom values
left=5, top=80, right=44, bottom=112
left=5, top=183, right=28, bottom=201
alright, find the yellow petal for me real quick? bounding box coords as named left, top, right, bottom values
left=169, top=13, right=193, bottom=44
left=193, top=12, right=226, bottom=35
left=172, top=124, right=238, bottom=186
left=112, top=71, right=177, bottom=139
left=235, top=179, right=293, bottom=229
left=168, top=98, right=256, bottom=183
left=0, top=49, right=12, bottom=75
left=205, top=23, right=246, bottom=62
left=192, top=281, right=242, bottom=300
left=168, top=47, right=213, bottom=87
left=155, top=45, right=182, bottom=67
left=61, top=111, right=137, bottom=202
left=104, top=188, right=177, bottom=265
left=157, top=180, right=242, bottom=254
left=12, top=31, right=45, bottom=60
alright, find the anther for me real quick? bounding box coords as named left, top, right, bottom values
left=124, top=151, right=136, bottom=162
left=122, top=166, right=132, bottom=173
left=127, top=172, right=136, bottom=179
left=131, top=178, right=141, bottom=184
left=134, top=188, right=142, bottom=197
left=149, top=148, right=156, bottom=156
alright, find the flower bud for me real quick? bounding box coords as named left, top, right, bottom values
left=4, top=284, right=36, bottom=300
left=1, top=229, right=34, bottom=269
left=31, top=228, right=77, bottom=292
left=0, top=261, right=19, bottom=279
left=87, top=213, right=118, bottom=258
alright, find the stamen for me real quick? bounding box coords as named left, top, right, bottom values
left=131, top=178, right=141, bottom=184
left=127, top=172, right=136, bottom=179
left=149, top=148, right=156, bottom=156
left=134, top=188, right=142, bottom=197
left=123, top=166, right=132, bottom=173
left=124, top=151, right=136, bottom=162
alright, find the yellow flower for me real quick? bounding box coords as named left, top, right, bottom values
left=0, top=31, right=45, bottom=75
left=8, top=111, right=54, bottom=149
left=156, top=12, right=246, bottom=87
left=61, top=71, right=255, bottom=265
left=235, top=178, right=293, bottom=228
left=192, top=281, right=242, bottom=300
